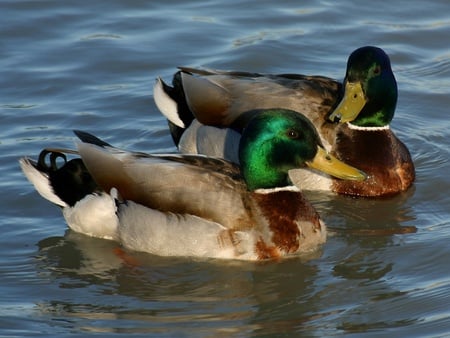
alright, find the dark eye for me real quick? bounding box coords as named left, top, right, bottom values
left=373, top=65, right=381, bottom=75
left=287, top=129, right=300, bottom=139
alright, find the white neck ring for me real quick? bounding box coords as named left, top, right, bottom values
left=347, top=122, right=390, bottom=131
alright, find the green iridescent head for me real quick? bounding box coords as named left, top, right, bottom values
left=329, top=46, right=398, bottom=127
left=239, top=109, right=366, bottom=191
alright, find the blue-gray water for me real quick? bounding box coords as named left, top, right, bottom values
left=1, top=1, right=449, bottom=337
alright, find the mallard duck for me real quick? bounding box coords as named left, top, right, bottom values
left=154, top=46, right=415, bottom=197
left=20, top=109, right=366, bottom=260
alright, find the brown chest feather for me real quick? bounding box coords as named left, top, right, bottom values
left=252, top=190, right=322, bottom=258
left=332, top=126, right=415, bottom=197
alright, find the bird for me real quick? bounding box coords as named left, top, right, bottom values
left=154, top=45, right=415, bottom=197
left=20, top=109, right=366, bottom=261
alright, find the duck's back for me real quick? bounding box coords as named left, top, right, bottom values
left=179, top=68, right=341, bottom=140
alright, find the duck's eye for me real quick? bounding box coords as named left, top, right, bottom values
left=287, top=129, right=300, bottom=139
left=373, top=65, right=381, bottom=75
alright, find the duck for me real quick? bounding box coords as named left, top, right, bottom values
left=20, top=109, right=366, bottom=261
left=154, top=46, right=415, bottom=197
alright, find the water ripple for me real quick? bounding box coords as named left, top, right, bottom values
left=80, top=33, right=122, bottom=41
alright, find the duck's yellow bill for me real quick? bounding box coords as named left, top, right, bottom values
left=306, top=147, right=367, bottom=181
left=328, top=81, right=366, bottom=123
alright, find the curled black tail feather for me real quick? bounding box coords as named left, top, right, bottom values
left=36, top=149, right=100, bottom=207
left=38, top=149, right=68, bottom=171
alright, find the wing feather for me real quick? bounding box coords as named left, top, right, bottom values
left=77, top=143, right=251, bottom=229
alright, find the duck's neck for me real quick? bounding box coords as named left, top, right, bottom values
left=240, top=148, right=290, bottom=191
left=350, top=103, right=395, bottom=128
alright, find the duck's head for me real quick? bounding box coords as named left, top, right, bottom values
left=239, top=109, right=367, bottom=191
left=329, top=46, right=397, bottom=127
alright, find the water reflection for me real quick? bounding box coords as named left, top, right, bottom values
left=306, top=188, right=417, bottom=234
left=34, top=230, right=324, bottom=335
left=333, top=251, right=393, bottom=281
left=36, top=233, right=122, bottom=283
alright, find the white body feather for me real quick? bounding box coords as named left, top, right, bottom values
left=62, top=192, right=119, bottom=241
left=178, top=120, right=241, bottom=164
left=117, top=200, right=257, bottom=259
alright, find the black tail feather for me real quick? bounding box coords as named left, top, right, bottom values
left=73, top=130, right=112, bottom=148
left=160, top=71, right=197, bottom=146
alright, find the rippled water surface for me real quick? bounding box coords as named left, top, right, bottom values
left=1, top=1, right=449, bottom=337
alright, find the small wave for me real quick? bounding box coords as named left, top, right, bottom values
left=401, top=56, right=450, bottom=78
left=2, top=104, right=37, bottom=109
left=80, top=33, right=122, bottom=41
